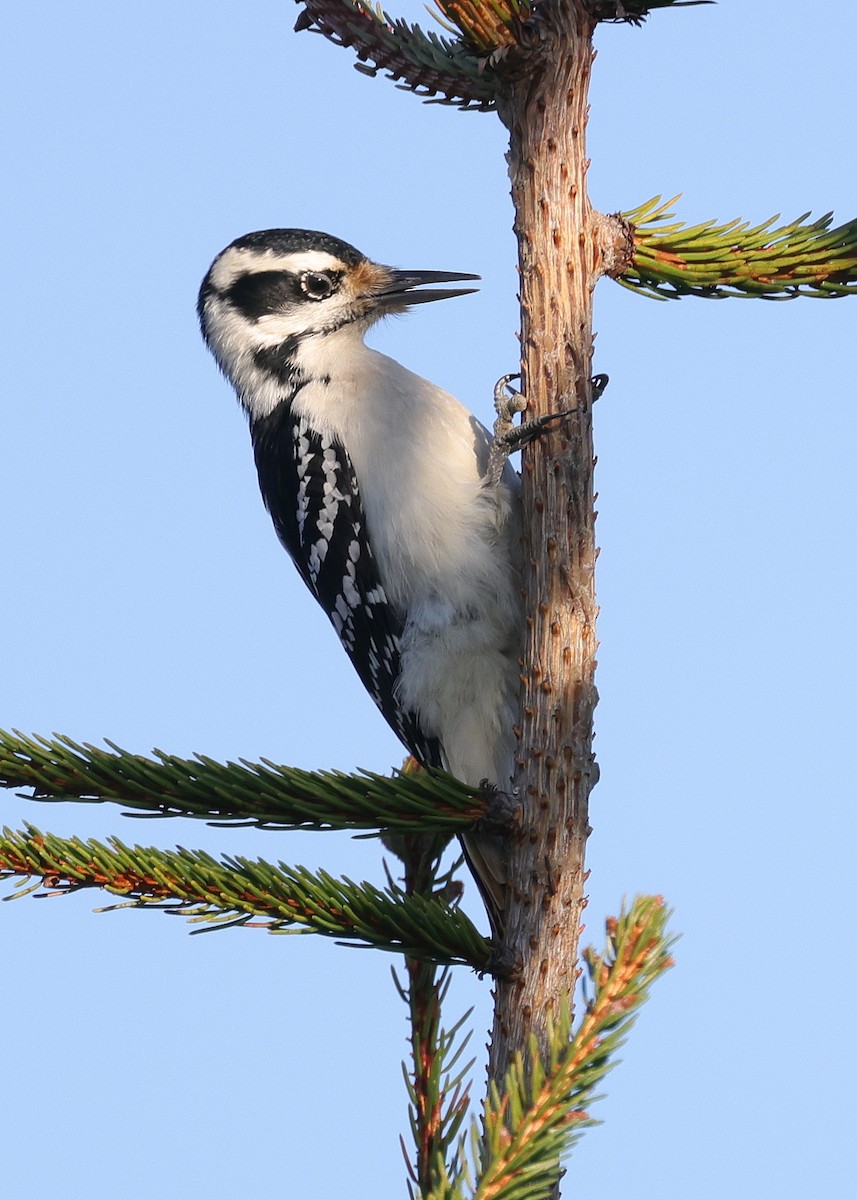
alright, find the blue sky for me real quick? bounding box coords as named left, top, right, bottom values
left=3, top=2, right=855, bottom=1196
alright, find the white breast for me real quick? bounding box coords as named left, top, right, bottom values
left=292, top=328, right=523, bottom=787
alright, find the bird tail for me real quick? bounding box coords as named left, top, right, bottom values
left=459, top=830, right=506, bottom=942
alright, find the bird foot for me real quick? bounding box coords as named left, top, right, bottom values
left=473, top=779, right=522, bottom=836
left=481, top=943, right=521, bottom=980
left=485, top=374, right=554, bottom=486
left=485, top=372, right=609, bottom=486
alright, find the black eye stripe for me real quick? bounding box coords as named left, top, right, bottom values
left=224, top=269, right=343, bottom=319
left=225, top=270, right=301, bottom=321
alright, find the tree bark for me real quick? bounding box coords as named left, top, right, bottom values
left=490, top=4, right=605, bottom=1088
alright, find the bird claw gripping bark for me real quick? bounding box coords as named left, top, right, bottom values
left=473, top=779, right=522, bottom=836
left=482, top=942, right=520, bottom=980
left=485, top=372, right=581, bottom=486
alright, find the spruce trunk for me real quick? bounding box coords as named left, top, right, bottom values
left=490, top=5, right=602, bottom=1088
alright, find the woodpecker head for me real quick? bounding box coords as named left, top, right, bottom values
left=198, top=229, right=479, bottom=410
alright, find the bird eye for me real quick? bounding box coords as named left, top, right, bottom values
left=300, top=272, right=335, bottom=301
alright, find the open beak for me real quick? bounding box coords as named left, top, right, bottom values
left=375, top=268, right=480, bottom=308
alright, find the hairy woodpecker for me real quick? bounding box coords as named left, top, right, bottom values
left=198, top=228, right=522, bottom=930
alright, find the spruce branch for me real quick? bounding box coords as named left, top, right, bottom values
left=619, top=196, right=857, bottom=299
left=470, top=897, right=674, bottom=1200
left=0, top=823, right=491, bottom=967
left=430, top=0, right=524, bottom=53
left=293, top=0, right=498, bottom=109
left=587, top=0, right=714, bottom=22
left=397, top=836, right=475, bottom=1197
left=0, top=729, right=482, bottom=834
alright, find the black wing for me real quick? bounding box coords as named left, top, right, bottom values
left=250, top=402, right=442, bottom=768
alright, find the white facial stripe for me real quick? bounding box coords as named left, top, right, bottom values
left=269, top=250, right=348, bottom=275
left=209, top=249, right=252, bottom=293
left=209, top=247, right=346, bottom=293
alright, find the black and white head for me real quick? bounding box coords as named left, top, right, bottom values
left=197, top=229, right=479, bottom=415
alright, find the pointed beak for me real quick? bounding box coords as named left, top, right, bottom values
left=375, top=268, right=480, bottom=308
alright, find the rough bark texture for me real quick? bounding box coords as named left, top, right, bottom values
left=489, top=5, right=603, bottom=1088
